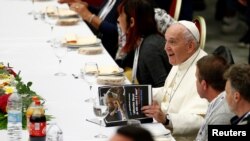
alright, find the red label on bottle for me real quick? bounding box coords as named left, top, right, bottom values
left=29, top=122, right=46, bottom=136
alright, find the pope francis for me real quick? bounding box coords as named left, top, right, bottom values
left=142, top=20, right=209, bottom=141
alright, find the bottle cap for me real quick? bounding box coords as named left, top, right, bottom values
left=32, top=96, right=39, bottom=101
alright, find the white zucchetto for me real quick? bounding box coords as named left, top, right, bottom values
left=179, top=20, right=200, bottom=42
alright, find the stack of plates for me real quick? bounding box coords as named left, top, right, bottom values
left=43, top=7, right=80, bottom=26
left=96, top=66, right=125, bottom=85
left=57, top=18, right=79, bottom=26
left=81, top=66, right=125, bottom=85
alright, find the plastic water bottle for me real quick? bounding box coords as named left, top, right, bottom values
left=7, top=88, right=22, bottom=141
left=46, top=122, right=63, bottom=141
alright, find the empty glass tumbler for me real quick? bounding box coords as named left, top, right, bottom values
left=46, top=122, right=63, bottom=141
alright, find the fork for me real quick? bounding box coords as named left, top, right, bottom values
left=72, top=73, right=79, bottom=79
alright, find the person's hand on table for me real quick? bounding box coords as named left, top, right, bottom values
left=70, top=2, right=92, bottom=21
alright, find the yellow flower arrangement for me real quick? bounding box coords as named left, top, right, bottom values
left=0, top=63, right=52, bottom=129
left=3, top=86, right=14, bottom=94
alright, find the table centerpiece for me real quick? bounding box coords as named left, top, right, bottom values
left=0, top=62, right=52, bottom=129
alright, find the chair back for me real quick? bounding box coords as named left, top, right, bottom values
left=213, top=45, right=235, bottom=65
left=193, top=16, right=206, bottom=49
left=169, top=0, right=182, bottom=20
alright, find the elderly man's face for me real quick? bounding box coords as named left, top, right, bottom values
left=165, top=24, right=192, bottom=65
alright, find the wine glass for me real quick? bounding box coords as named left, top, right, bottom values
left=28, top=0, right=35, bottom=15
left=82, top=62, right=99, bottom=102
left=52, top=40, right=67, bottom=76
left=28, top=0, right=41, bottom=20
left=44, top=6, right=59, bottom=44
left=93, top=99, right=109, bottom=138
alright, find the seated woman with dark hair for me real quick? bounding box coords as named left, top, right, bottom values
left=117, top=0, right=172, bottom=87
left=110, top=125, right=155, bottom=141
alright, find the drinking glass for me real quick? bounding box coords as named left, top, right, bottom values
left=82, top=62, right=99, bottom=102
left=93, top=99, right=109, bottom=138
left=28, top=0, right=41, bottom=20
left=28, top=0, right=35, bottom=15
left=52, top=40, right=67, bottom=76
left=44, top=6, right=59, bottom=44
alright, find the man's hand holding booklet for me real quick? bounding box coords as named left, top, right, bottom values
left=87, top=85, right=153, bottom=127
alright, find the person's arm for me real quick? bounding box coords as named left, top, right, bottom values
left=70, top=1, right=119, bottom=58
left=98, top=21, right=118, bottom=58
left=59, top=0, right=100, bottom=14
left=70, top=3, right=102, bottom=29
left=144, top=86, right=208, bottom=136
left=87, top=14, right=102, bottom=29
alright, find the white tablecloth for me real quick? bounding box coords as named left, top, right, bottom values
left=0, top=0, right=173, bottom=141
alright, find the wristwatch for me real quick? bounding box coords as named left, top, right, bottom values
left=164, top=114, right=170, bottom=125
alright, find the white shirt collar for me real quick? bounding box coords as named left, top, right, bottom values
left=178, top=48, right=201, bottom=71
left=210, top=91, right=226, bottom=104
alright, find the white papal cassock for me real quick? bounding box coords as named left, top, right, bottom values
left=154, top=48, right=209, bottom=141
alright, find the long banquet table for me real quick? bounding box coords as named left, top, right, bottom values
left=0, top=0, right=173, bottom=140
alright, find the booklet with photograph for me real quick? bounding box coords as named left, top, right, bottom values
left=98, top=85, right=153, bottom=127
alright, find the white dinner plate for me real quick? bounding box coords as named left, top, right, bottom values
left=64, top=39, right=101, bottom=48
left=81, top=66, right=124, bottom=76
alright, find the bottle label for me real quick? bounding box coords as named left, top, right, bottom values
left=8, top=111, right=22, bottom=123
left=29, top=122, right=46, bottom=136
